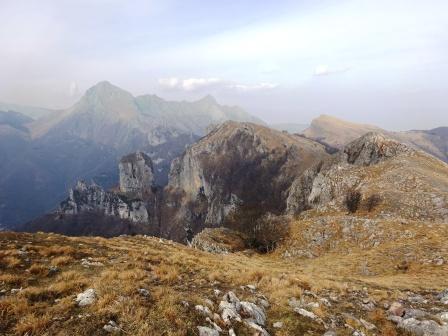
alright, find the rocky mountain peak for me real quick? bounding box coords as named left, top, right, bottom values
left=197, top=94, right=218, bottom=105
left=163, top=121, right=329, bottom=241
left=343, top=131, right=410, bottom=166
left=73, top=81, right=138, bottom=120
left=119, top=151, right=155, bottom=195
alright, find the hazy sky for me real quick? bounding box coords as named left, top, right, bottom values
left=0, top=0, right=447, bottom=130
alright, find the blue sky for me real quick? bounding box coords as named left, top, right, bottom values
left=0, top=0, right=447, bottom=129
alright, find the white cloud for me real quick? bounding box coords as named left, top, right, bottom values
left=314, top=65, right=350, bottom=76
left=158, top=77, right=278, bottom=92
left=158, top=77, right=224, bottom=91
left=230, top=82, right=279, bottom=91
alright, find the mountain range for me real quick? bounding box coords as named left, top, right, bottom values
left=1, top=82, right=446, bottom=231
left=0, top=81, right=263, bottom=228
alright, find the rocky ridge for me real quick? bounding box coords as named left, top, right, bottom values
left=161, top=121, right=329, bottom=241
left=286, top=132, right=448, bottom=220
left=60, top=181, right=150, bottom=224
left=303, top=114, right=448, bottom=163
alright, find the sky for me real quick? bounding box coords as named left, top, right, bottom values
left=0, top=0, right=447, bottom=130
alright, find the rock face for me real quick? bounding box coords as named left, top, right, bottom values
left=162, top=121, right=329, bottom=241
left=119, top=151, right=155, bottom=195
left=22, top=151, right=159, bottom=237
left=286, top=132, right=448, bottom=221
left=60, top=181, right=150, bottom=224
left=343, top=132, right=410, bottom=166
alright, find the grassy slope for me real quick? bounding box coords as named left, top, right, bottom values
left=1, top=230, right=447, bottom=335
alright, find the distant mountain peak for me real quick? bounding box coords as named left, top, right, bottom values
left=198, top=94, right=218, bottom=105
left=85, top=81, right=132, bottom=98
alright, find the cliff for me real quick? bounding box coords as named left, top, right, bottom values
left=161, top=121, right=329, bottom=241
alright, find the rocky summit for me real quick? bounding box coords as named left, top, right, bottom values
left=161, top=121, right=329, bottom=241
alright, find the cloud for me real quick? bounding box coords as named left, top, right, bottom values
left=314, top=65, right=350, bottom=76
left=230, top=82, right=279, bottom=91
left=158, top=77, right=278, bottom=92
left=158, top=77, right=224, bottom=91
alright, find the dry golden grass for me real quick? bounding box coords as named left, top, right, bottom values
left=50, top=255, right=74, bottom=266
left=28, top=263, right=49, bottom=276
left=1, top=256, right=21, bottom=269
left=0, top=229, right=445, bottom=336
left=38, top=245, right=77, bottom=257
left=14, top=313, right=51, bottom=335
left=0, top=273, right=23, bottom=285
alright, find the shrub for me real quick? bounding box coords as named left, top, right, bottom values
left=251, top=214, right=290, bottom=253
left=226, top=208, right=289, bottom=253
left=345, top=189, right=362, bottom=213
left=365, top=194, right=382, bottom=212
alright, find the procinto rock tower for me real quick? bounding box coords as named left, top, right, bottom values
left=119, top=151, right=155, bottom=196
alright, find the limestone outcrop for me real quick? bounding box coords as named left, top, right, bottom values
left=60, top=181, right=149, bottom=224
left=286, top=132, right=448, bottom=222
left=162, top=121, right=329, bottom=241
left=119, top=151, right=155, bottom=195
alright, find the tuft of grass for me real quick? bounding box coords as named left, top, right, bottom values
left=39, top=245, right=76, bottom=257
left=28, top=263, right=49, bottom=276
left=1, top=256, right=22, bottom=269
left=51, top=255, right=74, bottom=266
left=0, top=273, right=23, bottom=285
left=14, top=313, right=51, bottom=336
left=154, top=264, right=180, bottom=284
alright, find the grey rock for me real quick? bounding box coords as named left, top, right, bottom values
left=243, top=320, right=270, bottom=336
left=60, top=181, right=150, bottom=224
left=195, top=305, right=213, bottom=318
left=119, top=151, right=154, bottom=195
left=360, top=318, right=376, bottom=330
left=405, top=309, right=429, bottom=319
left=294, top=308, right=318, bottom=320
left=240, top=301, right=266, bottom=326
left=398, top=317, right=448, bottom=336
left=389, top=301, right=405, bottom=317
left=103, top=321, right=120, bottom=333
left=323, top=331, right=337, bottom=336
left=273, top=321, right=283, bottom=329
left=137, top=288, right=150, bottom=297
left=197, top=326, right=219, bottom=336
left=219, top=301, right=241, bottom=325
left=75, top=288, right=96, bottom=307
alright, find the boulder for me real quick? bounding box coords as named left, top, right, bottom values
left=389, top=302, right=405, bottom=317
left=75, top=288, right=96, bottom=307
left=197, top=326, right=219, bottom=336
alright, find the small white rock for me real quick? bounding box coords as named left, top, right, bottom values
left=273, top=321, right=283, bottom=328
left=75, top=288, right=96, bottom=307
left=197, top=326, right=219, bottom=336
left=195, top=305, right=213, bottom=318
left=294, top=308, right=318, bottom=320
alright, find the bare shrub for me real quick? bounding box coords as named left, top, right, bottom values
left=365, top=194, right=382, bottom=212
left=226, top=208, right=289, bottom=253
left=251, top=214, right=290, bottom=253
left=345, top=189, right=362, bottom=213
